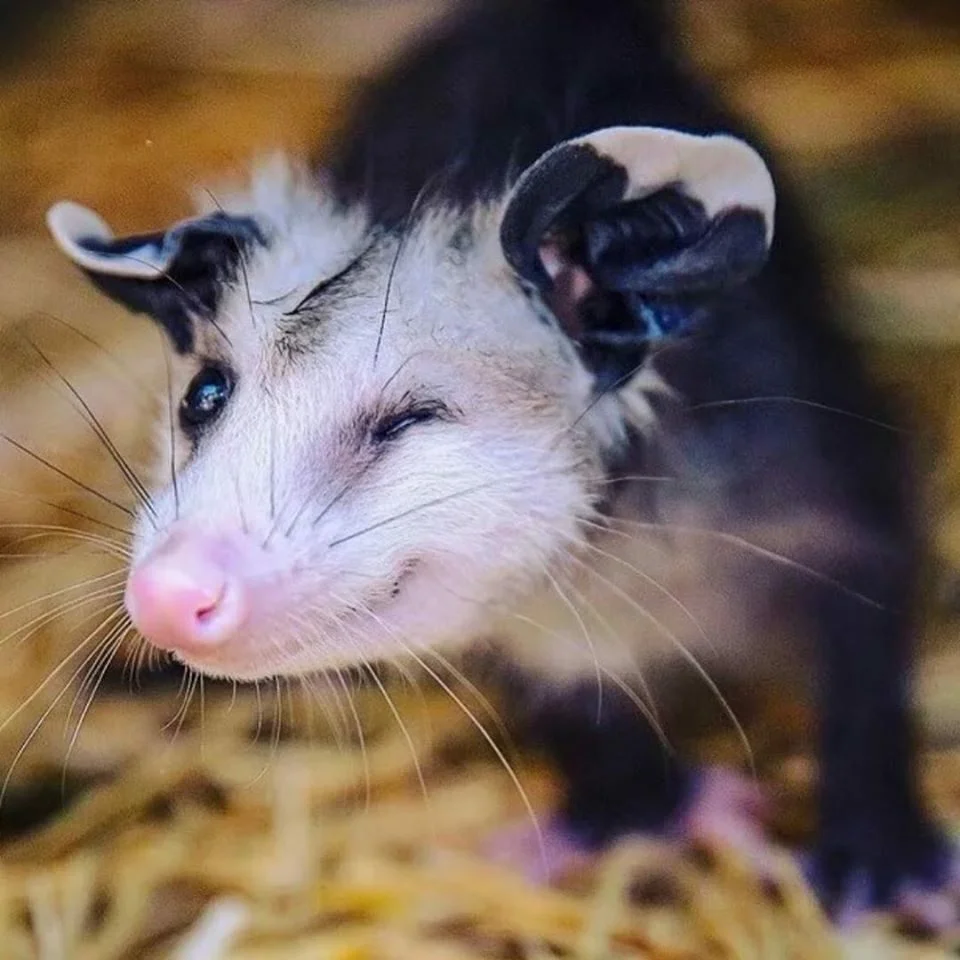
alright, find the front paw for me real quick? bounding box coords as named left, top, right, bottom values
left=809, top=815, right=958, bottom=934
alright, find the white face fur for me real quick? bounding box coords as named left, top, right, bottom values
left=136, top=169, right=610, bottom=680
left=48, top=129, right=775, bottom=683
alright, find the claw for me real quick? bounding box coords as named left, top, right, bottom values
left=484, top=765, right=776, bottom=885
left=809, top=826, right=960, bottom=935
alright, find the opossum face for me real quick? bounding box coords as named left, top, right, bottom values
left=48, top=128, right=775, bottom=681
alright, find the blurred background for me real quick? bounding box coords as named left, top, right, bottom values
left=0, top=0, right=958, bottom=956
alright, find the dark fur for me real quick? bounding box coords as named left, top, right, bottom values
left=324, top=0, right=948, bottom=912
left=77, top=213, right=264, bottom=353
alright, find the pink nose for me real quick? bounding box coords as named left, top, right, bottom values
left=125, top=531, right=247, bottom=657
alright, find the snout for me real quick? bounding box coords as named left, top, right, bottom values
left=125, top=528, right=250, bottom=660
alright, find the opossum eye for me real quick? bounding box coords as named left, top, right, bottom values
left=180, top=366, right=232, bottom=430
left=372, top=403, right=447, bottom=444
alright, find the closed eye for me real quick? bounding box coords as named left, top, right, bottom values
left=371, top=401, right=451, bottom=444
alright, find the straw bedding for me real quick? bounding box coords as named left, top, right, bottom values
left=0, top=676, right=956, bottom=959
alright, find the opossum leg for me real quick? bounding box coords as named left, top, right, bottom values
left=522, top=679, right=692, bottom=844
left=485, top=680, right=774, bottom=882
left=807, top=548, right=957, bottom=928
left=484, top=763, right=777, bottom=884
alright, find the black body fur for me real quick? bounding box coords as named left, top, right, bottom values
left=328, top=0, right=946, bottom=912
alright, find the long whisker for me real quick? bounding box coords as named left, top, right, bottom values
left=326, top=459, right=589, bottom=551
left=409, top=651, right=545, bottom=871
left=64, top=606, right=130, bottom=736
left=328, top=480, right=509, bottom=549
left=293, top=670, right=331, bottom=745
left=423, top=560, right=658, bottom=740
left=562, top=356, right=649, bottom=438
left=0, top=486, right=133, bottom=538
left=357, top=605, right=545, bottom=871
left=543, top=567, right=604, bottom=722
left=0, top=596, right=124, bottom=742
left=688, top=396, right=902, bottom=433
left=373, top=233, right=404, bottom=369
left=24, top=337, right=158, bottom=525
left=114, top=251, right=234, bottom=347
left=31, top=311, right=153, bottom=399
left=607, top=515, right=886, bottom=611
left=264, top=454, right=374, bottom=548
left=162, top=337, right=181, bottom=522
left=162, top=668, right=198, bottom=740
left=564, top=550, right=755, bottom=779
left=285, top=612, right=350, bottom=746
left=308, top=458, right=381, bottom=533
left=486, top=499, right=735, bottom=757
left=507, top=583, right=668, bottom=752
left=1, top=536, right=129, bottom=566
left=321, top=599, right=433, bottom=818
left=576, top=519, right=718, bottom=657
left=0, top=567, right=125, bottom=627
left=361, top=653, right=434, bottom=824
left=0, top=623, right=125, bottom=808
left=128, top=633, right=154, bottom=691
left=234, top=677, right=289, bottom=787
left=422, top=505, right=671, bottom=740
left=61, top=616, right=132, bottom=787
left=372, top=172, right=444, bottom=368
left=0, top=583, right=126, bottom=657
left=420, top=647, right=516, bottom=754
left=290, top=478, right=349, bottom=538
left=595, top=473, right=678, bottom=487
left=252, top=680, right=264, bottom=745
left=334, top=664, right=371, bottom=813
left=0, top=433, right=134, bottom=518
left=598, top=666, right=674, bottom=755
left=203, top=188, right=256, bottom=335
left=292, top=416, right=432, bottom=545
left=0, top=524, right=132, bottom=559
left=549, top=569, right=665, bottom=738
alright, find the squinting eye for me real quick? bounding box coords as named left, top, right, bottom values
left=372, top=404, right=446, bottom=444
left=180, top=366, right=232, bottom=430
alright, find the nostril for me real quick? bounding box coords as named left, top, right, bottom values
left=195, top=603, right=218, bottom=624
left=189, top=579, right=245, bottom=643
left=194, top=586, right=226, bottom=625
left=126, top=552, right=246, bottom=655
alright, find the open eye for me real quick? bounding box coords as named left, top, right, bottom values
left=180, top=366, right=232, bottom=430
left=372, top=402, right=448, bottom=444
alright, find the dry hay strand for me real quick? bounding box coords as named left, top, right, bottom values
left=0, top=684, right=955, bottom=959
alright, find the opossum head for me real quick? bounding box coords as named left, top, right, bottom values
left=47, top=127, right=774, bottom=681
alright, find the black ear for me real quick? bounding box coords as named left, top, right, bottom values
left=46, top=202, right=265, bottom=353
left=500, top=126, right=776, bottom=389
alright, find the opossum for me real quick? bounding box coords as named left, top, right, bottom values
left=46, top=0, right=953, bottom=922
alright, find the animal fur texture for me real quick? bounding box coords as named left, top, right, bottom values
left=46, top=0, right=953, bottom=922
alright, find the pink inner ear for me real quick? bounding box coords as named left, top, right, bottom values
left=540, top=241, right=595, bottom=340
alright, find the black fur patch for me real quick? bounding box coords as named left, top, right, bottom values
left=79, top=213, right=265, bottom=353
left=520, top=679, right=692, bottom=844
left=324, top=0, right=678, bottom=226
